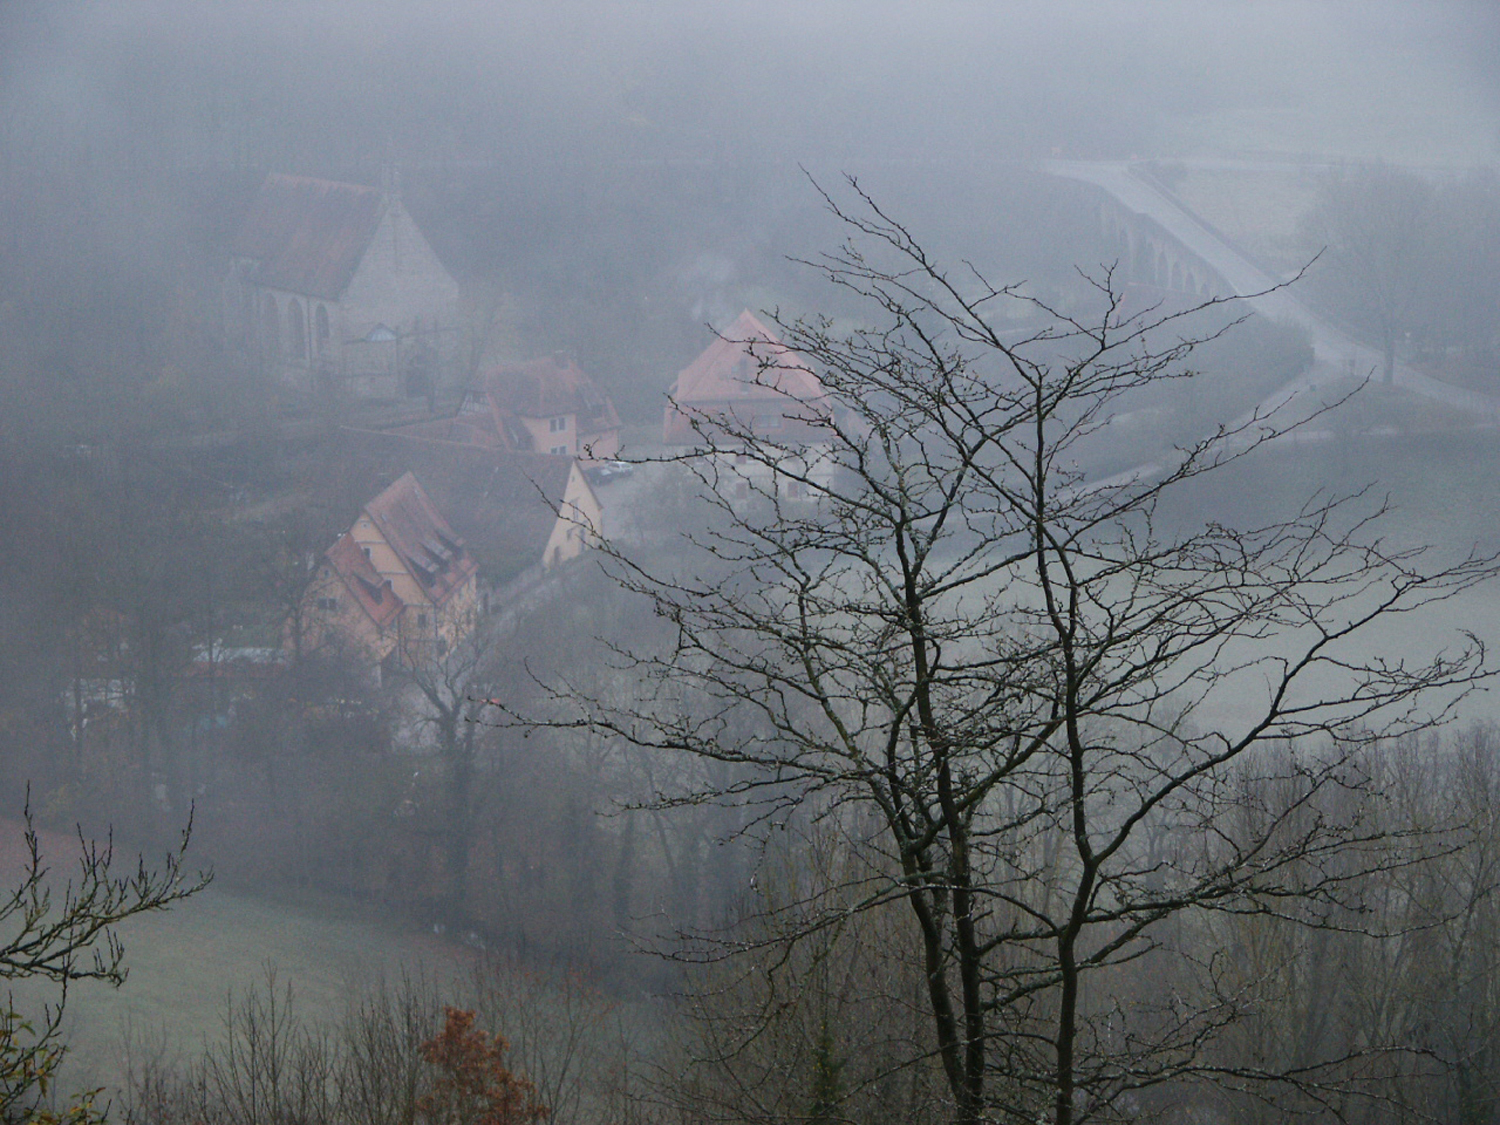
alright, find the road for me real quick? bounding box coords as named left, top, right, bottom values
left=1042, top=160, right=1500, bottom=420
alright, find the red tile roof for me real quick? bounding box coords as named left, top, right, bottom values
left=334, top=429, right=584, bottom=585
left=464, top=356, right=621, bottom=454
left=363, top=471, right=478, bottom=607
left=671, top=311, right=825, bottom=405
left=232, top=174, right=385, bottom=300
left=665, top=311, right=831, bottom=444
left=483, top=356, right=621, bottom=432
left=325, top=532, right=405, bottom=628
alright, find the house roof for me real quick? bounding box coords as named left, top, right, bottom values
left=363, top=471, right=479, bottom=607
left=325, top=531, right=406, bottom=628
left=481, top=356, right=623, bottom=438
left=334, top=429, right=582, bottom=585
left=671, top=310, right=825, bottom=405
left=232, top=174, right=386, bottom=300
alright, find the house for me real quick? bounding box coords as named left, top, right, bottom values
left=301, top=471, right=480, bottom=674
left=329, top=428, right=605, bottom=599
left=664, top=310, right=830, bottom=446
left=227, top=174, right=462, bottom=398
left=419, top=354, right=622, bottom=462
left=664, top=310, right=835, bottom=502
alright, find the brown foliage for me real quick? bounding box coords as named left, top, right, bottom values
left=419, top=1007, right=548, bottom=1125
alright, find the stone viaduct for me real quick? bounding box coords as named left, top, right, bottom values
left=1092, top=191, right=1226, bottom=299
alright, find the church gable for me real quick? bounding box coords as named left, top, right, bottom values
left=341, top=197, right=461, bottom=311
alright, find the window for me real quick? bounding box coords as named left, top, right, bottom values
left=362, top=546, right=372, bottom=560
left=549, top=416, right=568, bottom=433
left=416, top=612, right=428, bottom=628
left=550, top=445, right=568, bottom=455
left=316, top=596, right=338, bottom=612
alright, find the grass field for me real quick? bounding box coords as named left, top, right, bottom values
left=3, top=825, right=475, bottom=1101
left=1167, top=427, right=1500, bottom=556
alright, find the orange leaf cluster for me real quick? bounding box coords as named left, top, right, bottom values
left=418, top=1007, right=549, bottom=1125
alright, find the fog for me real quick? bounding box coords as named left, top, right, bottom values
left=3, top=3, right=1500, bottom=1123
left=6, top=1, right=1496, bottom=164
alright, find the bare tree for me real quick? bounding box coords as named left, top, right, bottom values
left=1301, top=162, right=1435, bottom=385
left=406, top=609, right=507, bottom=927
left=531, top=181, right=1500, bottom=1125
left=2, top=803, right=209, bottom=1122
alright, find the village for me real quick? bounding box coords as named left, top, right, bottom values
left=18, top=167, right=854, bottom=970
left=35, top=152, right=1485, bottom=960
left=157, top=172, right=842, bottom=686
left=10, top=4, right=1500, bottom=1122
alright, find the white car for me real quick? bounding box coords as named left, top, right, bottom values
left=586, top=460, right=635, bottom=484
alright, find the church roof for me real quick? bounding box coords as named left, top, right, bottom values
left=671, top=311, right=824, bottom=405
left=232, top=174, right=385, bottom=300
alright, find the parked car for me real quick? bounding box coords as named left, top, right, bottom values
left=585, top=460, right=635, bottom=484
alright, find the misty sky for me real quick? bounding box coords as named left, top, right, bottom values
left=3, top=1, right=1497, bottom=172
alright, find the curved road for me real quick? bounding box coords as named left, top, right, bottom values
left=1042, top=160, right=1500, bottom=421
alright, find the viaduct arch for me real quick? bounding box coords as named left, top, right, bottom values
left=1097, top=195, right=1221, bottom=298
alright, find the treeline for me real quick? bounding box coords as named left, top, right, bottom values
left=121, top=960, right=640, bottom=1125
left=104, top=725, right=1500, bottom=1125
left=659, top=726, right=1500, bottom=1125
